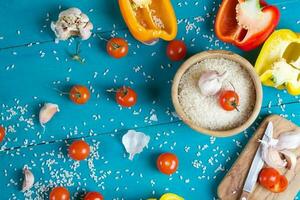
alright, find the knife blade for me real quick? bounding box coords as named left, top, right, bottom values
left=239, top=121, right=273, bottom=200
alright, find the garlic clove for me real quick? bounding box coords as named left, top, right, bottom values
left=39, top=103, right=60, bottom=127
left=22, top=166, right=34, bottom=192
left=261, top=145, right=287, bottom=169
left=280, top=150, right=297, bottom=170
left=198, top=70, right=227, bottom=96
left=122, top=130, right=150, bottom=160
left=276, top=130, right=300, bottom=150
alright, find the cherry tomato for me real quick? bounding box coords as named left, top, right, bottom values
left=258, top=167, right=288, bottom=193
left=0, top=126, right=5, bottom=143
left=68, top=140, right=90, bottom=161
left=166, top=40, right=187, bottom=61
left=49, top=187, right=70, bottom=200
left=106, top=38, right=128, bottom=59
left=69, top=85, right=90, bottom=105
left=84, top=192, right=104, bottom=200
left=219, top=90, right=239, bottom=111
left=157, top=152, right=179, bottom=175
left=115, top=86, right=137, bottom=107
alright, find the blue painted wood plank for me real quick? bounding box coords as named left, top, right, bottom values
left=0, top=0, right=298, bottom=48
left=1, top=103, right=300, bottom=199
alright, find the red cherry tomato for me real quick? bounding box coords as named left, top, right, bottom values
left=84, top=192, right=104, bottom=200
left=106, top=38, right=128, bottom=59
left=157, top=153, right=179, bottom=175
left=219, top=90, right=239, bottom=111
left=166, top=40, right=187, bottom=61
left=115, top=86, right=137, bottom=107
left=49, top=187, right=70, bottom=200
left=68, top=140, right=90, bottom=161
left=258, top=167, right=288, bottom=193
left=0, top=126, right=5, bottom=143
left=69, top=85, right=90, bottom=105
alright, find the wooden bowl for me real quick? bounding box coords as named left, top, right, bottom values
left=171, top=50, right=263, bottom=137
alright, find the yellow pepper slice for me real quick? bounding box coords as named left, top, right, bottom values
left=118, top=0, right=177, bottom=44
left=255, top=29, right=300, bottom=95
left=147, top=193, right=184, bottom=200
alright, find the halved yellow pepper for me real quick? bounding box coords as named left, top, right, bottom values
left=147, top=193, right=184, bottom=200
left=255, top=29, right=300, bottom=95
left=118, top=0, right=177, bottom=44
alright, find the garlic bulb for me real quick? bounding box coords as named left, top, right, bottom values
left=39, top=103, right=60, bottom=127
left=276, top=130, right=300, bottom=150
left=51, top=7, right=93, bottom=41
left=198, top=70, right=227, bottom=96
left=122, top=130, right=150, bottom=160
left=22, top=166, right=34, bottom=192
left=260, top=129, right=300, bottom=170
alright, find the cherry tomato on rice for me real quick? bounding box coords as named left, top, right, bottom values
left=68, top=140, right=90, bottom=161
left=219, top=90, right=239, bottom=111
left=166, top=40, right=187, bottom=61
left=157, top=152, right=179, bottom=175
left=106, top=38, right=128, bottom=59
left=69, top=85, right=90, bottom=105
left=115, top=86, right=137, bottom=107
left=258, top=167, right=288, bottom=193
left=0, top=126, right=5, bottom=143
left=49, top=187, right=70, bottom=200
left=84, top=192, right=104, bottom=200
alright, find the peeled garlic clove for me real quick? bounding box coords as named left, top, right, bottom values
left=39, top=103, right=60, bottom=127
left=122, top=130, right=150, bottom=160
left=276, top=130, right=300, bottom=150
left=198, top=70, right=227, bottom=96
left=22, top=166, right=34, bottom=192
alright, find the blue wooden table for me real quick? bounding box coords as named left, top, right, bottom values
left=0, top=0, right=300, bottom=199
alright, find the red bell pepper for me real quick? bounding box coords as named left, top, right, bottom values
left=215, top=0, right=280, bottom=51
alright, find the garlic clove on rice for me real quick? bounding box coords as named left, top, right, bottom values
left=39, top=103, right=60, bottom=127
left=122, top=130, right=150, bottom=160
left=198, top=70, right=227, bottom=96
left=22, top=166, right=34, bottom=192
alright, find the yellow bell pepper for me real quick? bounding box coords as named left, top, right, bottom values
left=118, top=0, right=177, bottom=44
left=255, top=29, right=300, bottom=95
left=147, top=193, right=184, bottom=200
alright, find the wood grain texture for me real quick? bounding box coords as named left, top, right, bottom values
left=218, top=115, right=300, bottom=200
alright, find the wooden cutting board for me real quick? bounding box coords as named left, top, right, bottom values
left=218, top=115, right=300, bottom=200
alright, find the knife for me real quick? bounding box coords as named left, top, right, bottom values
left=239, top=121, right=273, bottom=200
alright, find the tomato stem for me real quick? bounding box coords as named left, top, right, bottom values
left=96, top=34, right=121, bottom=49
left=232, top=102, right=240, bottom=112
left=71, top=41, right=85, bottom=64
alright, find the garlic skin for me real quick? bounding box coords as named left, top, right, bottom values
left=276, top=130, right=300, bottom=150
left=198, top=70, right=227, bottom=96
left=51, top=8, right=93, bottom=41
left=22, top=166, right=34, bottom=192
left=261, top=145, right=287, bottom=169
left=39, top=103, right=60, bottom=127
left=122, top=130, right=150, bottom=160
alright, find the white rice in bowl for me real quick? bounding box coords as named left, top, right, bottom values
left=178, top=58, right=256, bottom=131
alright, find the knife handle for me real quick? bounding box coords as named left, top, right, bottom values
left=239, top=191, right=250, bottom=200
